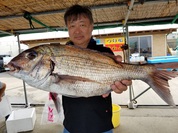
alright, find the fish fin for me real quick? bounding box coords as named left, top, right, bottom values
left=55, top=74, right=98, bottom=83
left=49, top=92, right=64, bottom=124
left=50, top=92, right=61, bottom=113
left=50, top=74, right=102, bottom=97
left=154, top=62, right=178, bottom=70
left=145, top=63, right=178, bottom=106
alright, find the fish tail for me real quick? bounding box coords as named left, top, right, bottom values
left=144, top=63, right=178, bottom=106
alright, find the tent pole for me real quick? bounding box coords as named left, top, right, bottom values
left=16, top=34, right=28, bottom=107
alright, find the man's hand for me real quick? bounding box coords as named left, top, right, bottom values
left=102, top=55, right=132, bottom=98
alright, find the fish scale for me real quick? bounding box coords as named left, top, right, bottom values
left=55, top=56, right=130, bottom=83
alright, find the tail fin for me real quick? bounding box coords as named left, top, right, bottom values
left=144, top=63, right=178, bottom=106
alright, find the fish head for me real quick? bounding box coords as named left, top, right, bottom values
left=7, top=45, right=54, bottom=82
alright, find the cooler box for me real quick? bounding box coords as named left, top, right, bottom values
left=112, top=104, right=121, bottom=128
left=6, top=108, right=36, bottom=133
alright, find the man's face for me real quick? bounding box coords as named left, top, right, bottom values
left=67, top=15, right=93, bottom=48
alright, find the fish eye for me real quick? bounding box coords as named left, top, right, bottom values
left=27, top=51, right=38, bottom=60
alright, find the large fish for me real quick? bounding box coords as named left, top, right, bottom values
left=7, top=44, right=178, bottom=106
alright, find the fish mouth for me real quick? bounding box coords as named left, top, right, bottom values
left=7, top=62, right=21, bottom=72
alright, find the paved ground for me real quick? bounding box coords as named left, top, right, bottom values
left=0, top=72, right=178, bottom=133
left=1, top=106, right=178, bottom=133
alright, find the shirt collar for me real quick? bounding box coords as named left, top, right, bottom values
left=66, top=37, right=96, bottom=48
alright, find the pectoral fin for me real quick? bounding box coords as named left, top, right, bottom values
left=49, top=74, right=102, bottom=97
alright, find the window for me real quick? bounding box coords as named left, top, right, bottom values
left=129, top=35, right=152, bottom=57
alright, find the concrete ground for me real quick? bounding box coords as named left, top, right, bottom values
left=0, top=72, right=178, bottom=133
left=1, top=106, right=178, bottom=133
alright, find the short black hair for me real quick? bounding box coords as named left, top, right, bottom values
left=64, top=4, right=94, bottom=25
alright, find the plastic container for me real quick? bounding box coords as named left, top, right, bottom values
left=6, top=108, right=36, bottom=133
left=112, top=104, right=121, bottom=128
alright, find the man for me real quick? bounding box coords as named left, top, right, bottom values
left=0, top=81, right=6, bottom=102
left=0, top=81, right=11, bottom=120
left=62, top=5, right=131, bottom=133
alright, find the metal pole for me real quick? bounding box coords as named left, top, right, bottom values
left=125, top=24, right=130, bottom=63
left=123, top=24, right=137, bottom=109
left=16, top=34, right=28, bottom=107
left=125, top=25, right=136, bottom=108
left=131, top=87, right=151, bottom=101
left=123, top=0, right=135, bottom=26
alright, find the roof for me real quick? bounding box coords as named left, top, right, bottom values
left=1, top=0, right=178, bottom=37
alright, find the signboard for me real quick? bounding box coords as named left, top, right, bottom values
left=105, top=37, right=125, bottom=52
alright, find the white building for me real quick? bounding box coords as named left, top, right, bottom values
left=0, top=36, right=28, bottom=57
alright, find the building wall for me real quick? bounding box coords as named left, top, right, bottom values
left=0, top=40, right=19, bottom=57
left=0, top=36, right=29, bottom=57
left=152, top=34, right=166, bottom=57
left=96, top=33, right=167, bottom=58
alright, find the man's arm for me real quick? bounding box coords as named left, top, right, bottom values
left=0, top=82, right=6, bottom=102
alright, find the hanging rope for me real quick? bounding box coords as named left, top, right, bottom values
left=23, top=11, right=35, bottom=29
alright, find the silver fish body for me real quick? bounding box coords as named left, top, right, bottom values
left=7, top=44, right=178, bottom=106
